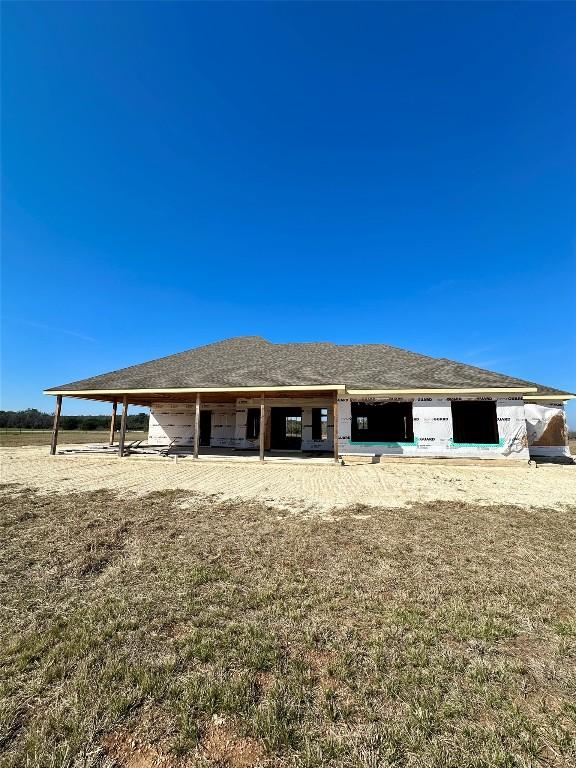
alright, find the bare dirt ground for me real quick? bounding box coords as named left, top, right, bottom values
left=1, top=444, right=575, bottom=511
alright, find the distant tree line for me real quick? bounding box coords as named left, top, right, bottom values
left=0, top=409, right=148, bottom=431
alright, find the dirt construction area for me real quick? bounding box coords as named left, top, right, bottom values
left=1, top=444, right=575, bottom=511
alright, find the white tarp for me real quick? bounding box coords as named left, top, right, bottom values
left=525, top=402, right=570, bottom=458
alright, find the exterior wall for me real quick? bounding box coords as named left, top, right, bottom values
left=148, top=403, right=195, bottom=446
left=337, top=395, right=530, bottom=461
left=525, top=401, right=571, bottom=458
left=148, top=402, right=237, bottom=447
left=148, top=398, right=334, bottom=450
left=209, top=404, right=238, bottom=448
left=302, top=404, right=334, bottom=451
left=236, top=397, right=334, bottom=451
left=149, top=395, right=568, bottom=462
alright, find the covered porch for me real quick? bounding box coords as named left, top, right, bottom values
left=47, top=386, right=343, bottom=463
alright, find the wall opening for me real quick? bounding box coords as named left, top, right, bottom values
left=199, top=410, right=212, bottom=446
left=270, top=407, right=303, bottom=450
left=350, top=402, right=414, bottom=442
left=286, top=415, right=302, bottom=438
left=451, top=400, right=499, bottom=444
left=312, top=407, right=329, bottom=441
left=246, top=408, right=261, bottom=439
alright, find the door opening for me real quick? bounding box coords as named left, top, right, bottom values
left=199, top=410, right=212, bottom=447
left=270, top=407, right=302, bottom=450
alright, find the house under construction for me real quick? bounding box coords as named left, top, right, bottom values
left=44, top=336, right=574, bottom=462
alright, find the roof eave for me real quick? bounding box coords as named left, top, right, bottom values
left=43, top=384, right=563, bottom=398
left=43, top=384, right=347, bottom=396
left=346, top=387, right=539, bottom=395
left=527, top=393, right=576, bottom=400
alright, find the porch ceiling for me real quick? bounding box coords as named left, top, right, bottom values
left=51, top=388, right=341, bottom=407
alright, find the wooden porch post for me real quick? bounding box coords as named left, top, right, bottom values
left=109, top=399, right=118, bottom=446
left=259, top=396, right=265, bottom=462
left=118, top=396, right=128, bottom=457
left=50, top=395, right=62, bottom=455
left=333, top=392, right=339, bottom=464
left=194, top=392, right=201, bottom=459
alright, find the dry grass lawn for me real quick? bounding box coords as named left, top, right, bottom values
left=0, top=431, right=147, bottom=448
left=1, top=485, right=575, bottom=767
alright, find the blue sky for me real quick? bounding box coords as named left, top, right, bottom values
left=2, top=2, right=575, bottom=422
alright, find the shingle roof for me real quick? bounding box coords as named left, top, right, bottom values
left=45, top=336, right=572, bottom=397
